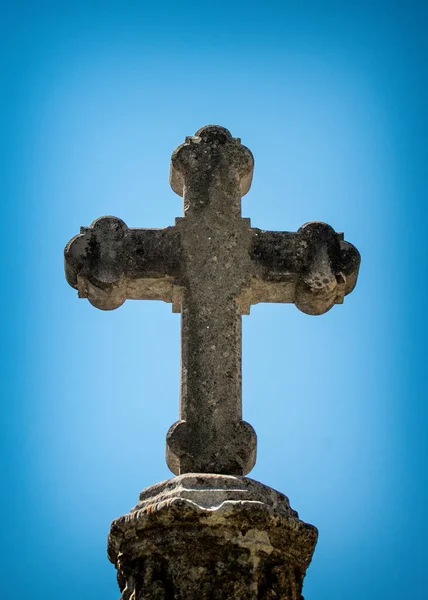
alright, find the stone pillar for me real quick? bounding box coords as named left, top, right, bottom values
left=108, top=475, right=317, bottom=599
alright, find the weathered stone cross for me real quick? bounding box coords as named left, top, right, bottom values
left=65, top=125, right=360, bottom=476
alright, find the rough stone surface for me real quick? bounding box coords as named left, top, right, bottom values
left=64, top=125, right=360, bottom=598
left=108, top=474, right=318, bottom=600
left=64, top=125, right=360, bottom=476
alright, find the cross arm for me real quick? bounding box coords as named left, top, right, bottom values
left=64, top=216, right=181, bottom=310
left=248, top=221, right=360, bottom=315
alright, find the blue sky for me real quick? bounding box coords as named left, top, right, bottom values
left=1, top=1, right=427, bottom=598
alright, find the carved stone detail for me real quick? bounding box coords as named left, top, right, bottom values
left=108, top=475, right=317, bottom=600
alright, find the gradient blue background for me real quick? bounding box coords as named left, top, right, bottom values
left=2, top=1, right=427, bottom=598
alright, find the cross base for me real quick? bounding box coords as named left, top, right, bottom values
left=166, top=419, right=257, bottom=475
left=108, top=474, right=317, bottom=600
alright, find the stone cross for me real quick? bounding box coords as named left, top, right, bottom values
left=64, top=125, right=360, bottom=477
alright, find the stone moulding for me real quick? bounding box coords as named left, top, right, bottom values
left=108, top=474, right=317, bottom=600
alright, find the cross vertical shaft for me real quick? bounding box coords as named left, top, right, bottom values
left=166, top=126, right=257, bottom=475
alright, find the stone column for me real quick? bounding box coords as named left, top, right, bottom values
left=108, top=475, right=317, bottom=600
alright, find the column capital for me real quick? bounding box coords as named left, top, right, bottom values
left=109, top=475, right=317, bottom=600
